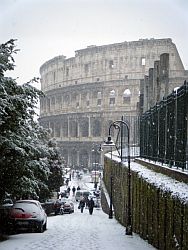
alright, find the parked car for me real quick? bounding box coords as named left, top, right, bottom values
left=60, top=200, right=74, bottom=214
left=54, top=199, right=64, bottom=215
left=93, top=190, right=101, bottom=198
left=10, top=200, right=47, bottom=233
left=0, top=198, right=13, bottom=213
left=60, top=190, right=69, bottom=198
left=0, top=199, right=14, bottom=233
left=42, top=199, right=64, bottom=215
left=1, top=198, right=14, bottom=206
left=42, top=199, right=56, bottom=215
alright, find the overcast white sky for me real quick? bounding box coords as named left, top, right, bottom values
left=0, top=0, right=188, bottom=86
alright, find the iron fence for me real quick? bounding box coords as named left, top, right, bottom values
left=140, top=80, right=188, bottom=170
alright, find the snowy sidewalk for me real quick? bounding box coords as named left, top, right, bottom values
left=0, top=206, right=156, bottom=250
left=0, top=173, right=156, bottom=250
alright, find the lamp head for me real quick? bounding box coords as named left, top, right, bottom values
left=98, top=145, right=103, bottom=152
left=103, top=136, right=116, bottom=147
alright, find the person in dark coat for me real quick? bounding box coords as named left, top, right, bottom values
left=72, top=186, right=76, bottom=196
left=65, top=178, right=69, bottom=186
left=79, top=197, right=85, bottom=213
left=88, top=198, right=95, bottom=215
left=85, top=196, right=89, bottom=209
left=77, top=186, right=81, bottom=191
left=67, top=186, right=71, bottom=194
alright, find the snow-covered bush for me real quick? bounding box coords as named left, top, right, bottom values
left=0, top=40, right=63, bottom=202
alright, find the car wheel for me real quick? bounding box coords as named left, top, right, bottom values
left=37, top=222, right=44, bottom=233
left=13, top=226, right=18, bottom=234
left=43, top=221, right=47, bottom=231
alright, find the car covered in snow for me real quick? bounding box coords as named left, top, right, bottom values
left=42, top=199, right=64, bottom=215
left=60, top=200, right=74, bottom=214
left=10, top=200, right=47, bottom=233
left=60, top=190, right=69, bottom=198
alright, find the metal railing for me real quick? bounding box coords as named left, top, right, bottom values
left=140, top=80, right=188, bottom=170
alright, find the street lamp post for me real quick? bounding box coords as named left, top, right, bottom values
left=103, top=137, right=115, bottom=219
left=92, top=144, right=103, bottom=189
left=104, top=119, right=132, bottom=235
left=92, top=147, right=97, bottom=189
left=109, top=175, right=113, bottom=219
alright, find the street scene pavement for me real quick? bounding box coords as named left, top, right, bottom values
left=0, top=172, right=156, bottom=250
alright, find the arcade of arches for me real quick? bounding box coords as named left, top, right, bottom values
left=41, top=114, right=139, bottom=169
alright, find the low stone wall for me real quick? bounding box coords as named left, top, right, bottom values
left=101, top=189, right=109, bottom=215
left=102, top=157, right=188, bottom=250
left=135, top=158, right=188, bottom=184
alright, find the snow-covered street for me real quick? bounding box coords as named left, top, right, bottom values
left=0, top=173, right=156, bottom=250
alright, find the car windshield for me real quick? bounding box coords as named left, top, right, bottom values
left=83, top=191, right=91, bottom=196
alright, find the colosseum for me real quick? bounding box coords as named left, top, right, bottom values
left=39, top=38, right=186, bottom=170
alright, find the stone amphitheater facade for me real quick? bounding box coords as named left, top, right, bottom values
left=39, top=38, right=186, bottom=169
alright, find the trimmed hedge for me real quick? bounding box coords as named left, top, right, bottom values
left=103, top=157, right=188, bottom=250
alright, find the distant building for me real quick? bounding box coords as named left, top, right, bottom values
left=39, top=38, right=187, bottom=169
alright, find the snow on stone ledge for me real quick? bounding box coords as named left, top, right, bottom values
left=105, top=153, right=188, bottom=204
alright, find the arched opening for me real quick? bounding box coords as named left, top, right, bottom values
left=123, top=89, right=131, bottom=104
left=109, top=89, right=116, bottom=105
left=80, top=119, right=89, bottom=137
left=62, top=149, right=68, bottom=164
left=70, top=149, right=77, bottom=168
left=92, top=119, right=101, bottom=137
left=79, top=150, right=89, bottom=168
left=69, top=120, right=78, bottom=137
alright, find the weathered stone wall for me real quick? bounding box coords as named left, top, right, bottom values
left=40, top=38, right=184, bottom=93
left=39, top=38, right=185, bottom=168
left=142, top=53, right=188, bottom=113
left=103, top=157, right=188, bottom=250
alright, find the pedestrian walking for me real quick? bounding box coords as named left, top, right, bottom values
left=88, top=197, right=95, bottom=215
left=77, top=185, right=81, bottom=191
left=72, top=170, right=75, bottom=178
left=85, top=196, right=89, bottom=209
left=65, top=178, right=69, bottom=186
left=79, top=197, right=85, bottom=213
left=72, top=186, right=76, bottom=196
left=94, top=182, right=98, bottom=189
left=67, top=186, right=71, bottom=194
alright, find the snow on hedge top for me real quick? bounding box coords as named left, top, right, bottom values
left=105, top=153, right=188, bottom=204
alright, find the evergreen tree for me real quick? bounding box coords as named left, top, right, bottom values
left=47, top=139, right=64, bottom=195
left=0, top=40, right=63, bottom=202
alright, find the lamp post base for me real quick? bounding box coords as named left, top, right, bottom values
left=125, top=225, right=132, bottom=235
left=109, top=210, right=113, bottom=219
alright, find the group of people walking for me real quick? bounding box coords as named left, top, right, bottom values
left=65, top=185, right=95, bottom=214
left=79, top=196, right=95, bottom=215
left=66, top=185, right=80, bottom=196
left=64, top=176, right=95, bottom=215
